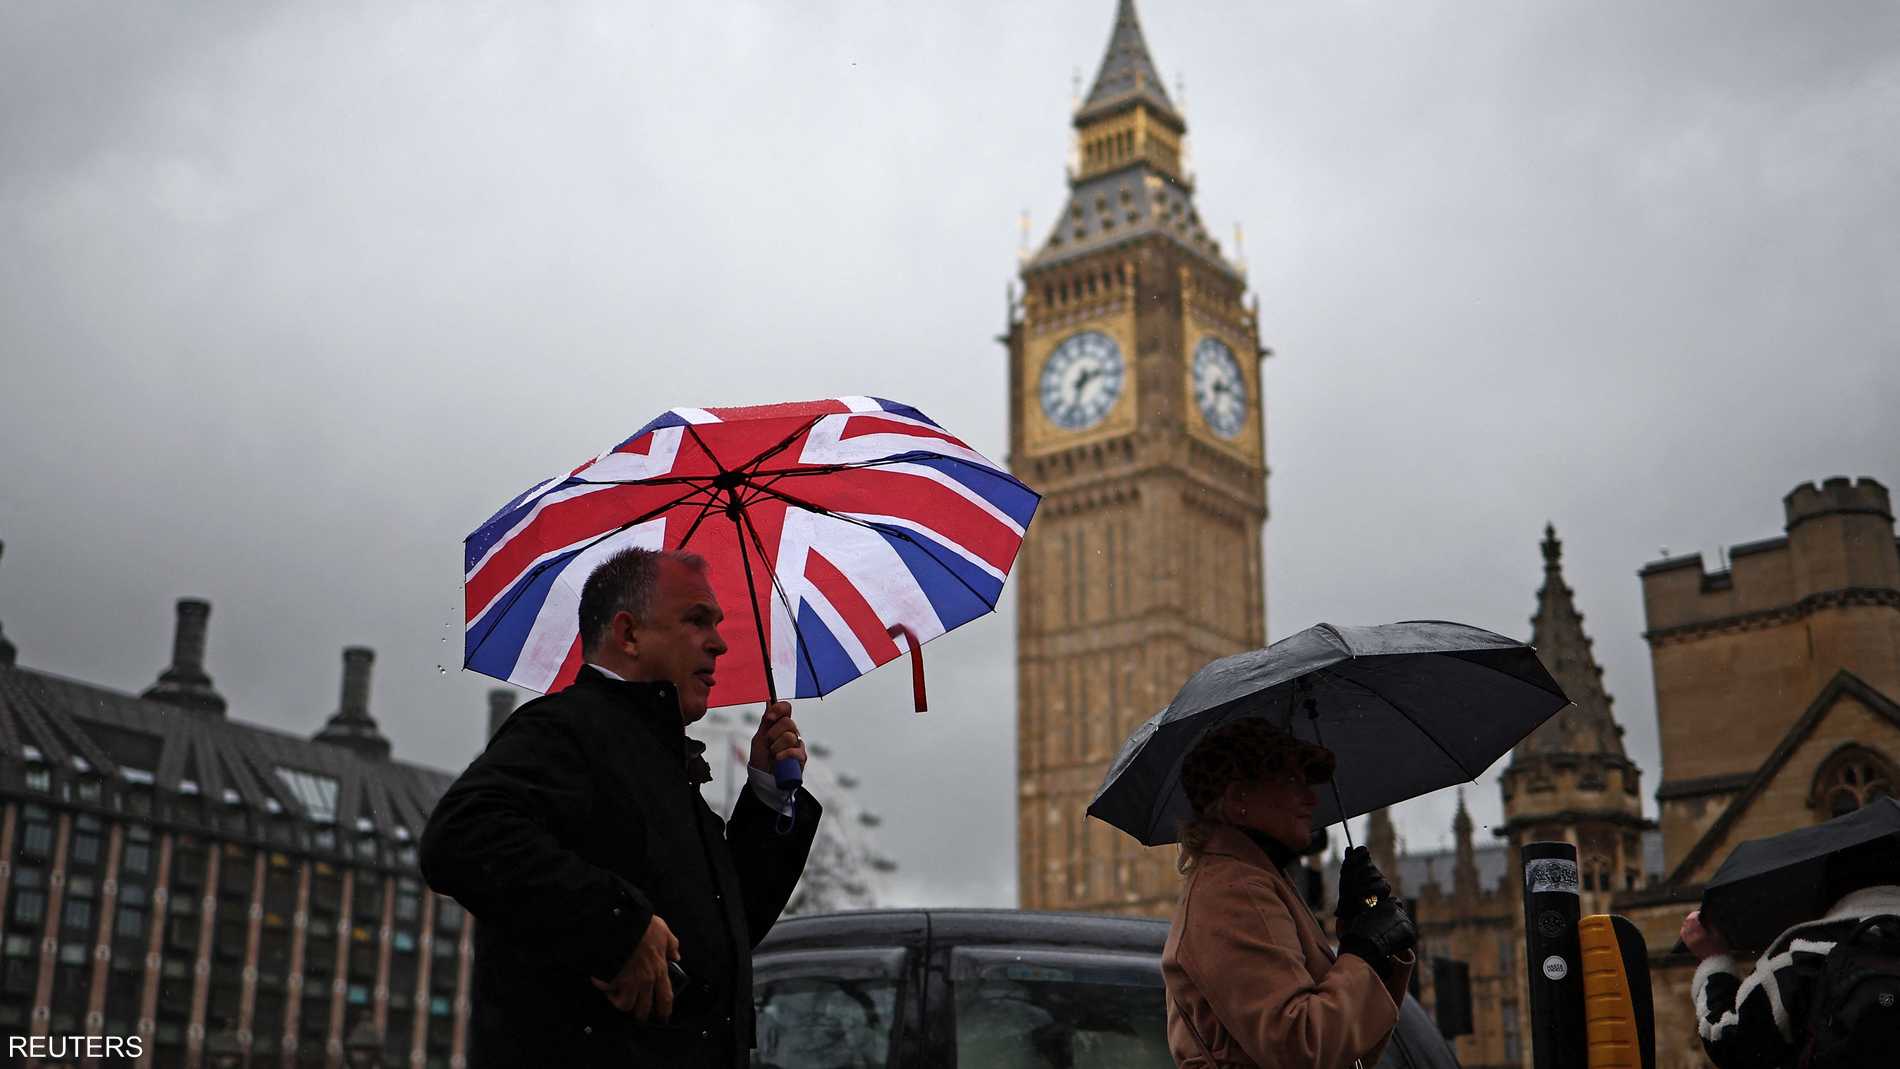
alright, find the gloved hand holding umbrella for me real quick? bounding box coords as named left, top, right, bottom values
left=1336, top=844, right=1394, bottom=932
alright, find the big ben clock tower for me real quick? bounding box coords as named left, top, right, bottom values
left=1006, top=0, right=1269, bottom=916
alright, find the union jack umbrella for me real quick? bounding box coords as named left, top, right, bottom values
left=463, top=397, right=1039, bottom=713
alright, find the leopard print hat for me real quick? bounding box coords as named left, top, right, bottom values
left=1179, top=717, right=1336, bottom=818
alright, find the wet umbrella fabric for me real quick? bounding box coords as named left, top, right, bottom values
left=462, top=397, right=1039, bottom=708
left=1087, top=621, right=1571, bottom=847
left=1700, top=796, right=1900, bottom=955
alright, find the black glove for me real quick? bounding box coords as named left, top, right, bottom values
left=1339, top=899, right=1417, bottom=975
left=1335, top=846, right=1393, bottom=932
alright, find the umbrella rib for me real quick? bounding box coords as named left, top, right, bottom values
left=683, top=423, right=734, bottom=477
left=731, top=416, right=825, bottom=478
left=1318, top=668, right=1480, bottom=782
left=733, top=501, right=828, bottom=697
left=672, top=486, right=727, bottom=551
left=465, top=481, right=717, bottom=660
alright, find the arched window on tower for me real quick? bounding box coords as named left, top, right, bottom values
left=1809, top=744, right=1897, bottom=819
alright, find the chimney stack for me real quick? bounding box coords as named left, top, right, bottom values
left=313, top=646, right=392, bottom=760
left=0, top=541, right=15, bottom=669
left=487, top=689, right=518, bottom=740
left=339, top=646, right=374, bottom=717
left=142, top=597, right=227, bottom=715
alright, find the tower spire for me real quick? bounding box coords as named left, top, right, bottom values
left=1452, top=789, right=1479, bottom=895
left=1078, top=0, right=1179, bottom=124
left=1514, top=523, right=1625, bottom=759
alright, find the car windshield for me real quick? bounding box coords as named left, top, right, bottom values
left=949, top=948, right=1171, bottom=1068
left=754, top=949, right=905, bottom=1069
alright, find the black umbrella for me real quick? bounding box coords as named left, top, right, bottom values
left=1700, top=796, right=1900, bottom=955
left=1087, top=621, right=1570, bottom=847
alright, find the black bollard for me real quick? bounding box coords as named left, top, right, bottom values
left=1521, top=841, right=1586, bottom=1069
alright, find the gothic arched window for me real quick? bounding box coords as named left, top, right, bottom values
left=1809, top=745, right=1897, bottom=819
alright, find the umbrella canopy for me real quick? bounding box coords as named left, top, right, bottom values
left=1700, top=796, right=1900, bottom=955
left=1088, top=621, right=1570, bottom=847
left=463, top=397, right=1039, bottom=706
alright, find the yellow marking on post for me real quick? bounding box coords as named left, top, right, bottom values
left=1578, top=915, right=1639, bottom=1069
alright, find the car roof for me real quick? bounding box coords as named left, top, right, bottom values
left=758, top=908, right=1168, bottom=956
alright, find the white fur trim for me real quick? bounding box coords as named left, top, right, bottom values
left=1705, top=1009, right=1739, bottom=1043
left=1692, top=954, right=1735, bottom=1006
left=1692, top=955, right=1735, bottom=1040
left=1787, top=936, right=1837, bottom=957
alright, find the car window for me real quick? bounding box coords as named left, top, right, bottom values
left=753, top=948, right=907, bottom=1069
left=948, top=947, right=1171, bottom=1068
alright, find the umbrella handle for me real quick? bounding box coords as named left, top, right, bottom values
left=889, top=624, right=926, bottom=713
left=728, top=493, right=800, bottom=833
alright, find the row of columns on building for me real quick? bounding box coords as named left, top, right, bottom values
left=0, top=802, right=475, bottom=1069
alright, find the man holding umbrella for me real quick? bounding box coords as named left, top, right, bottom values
left=422, top=548, right=821, bottom=1068
left=1680, top=799, right=1900, bottom=1068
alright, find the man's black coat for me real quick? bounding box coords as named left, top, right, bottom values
left=420, top=668, right=821, bottom=1067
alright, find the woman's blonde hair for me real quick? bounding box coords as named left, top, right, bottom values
left=1175, top=718, right=1335, bottom=873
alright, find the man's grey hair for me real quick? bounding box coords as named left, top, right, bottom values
left=577, top=547, right=707, bottom=655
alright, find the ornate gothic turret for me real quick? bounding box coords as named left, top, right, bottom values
left=1500, top=525, right=1650, bottom=906
left=1452, top=789, right=1480, bottom=898
left=1516, top=524, right=1623, bottom=758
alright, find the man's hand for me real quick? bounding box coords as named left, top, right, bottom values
left=1679, top=909, right=1729, bottom=961
left=1335, top=845, right=1394, bottom=934
left=591, top=914, right=679, bottom=1020
left=748, top=701, right=808, bottom=778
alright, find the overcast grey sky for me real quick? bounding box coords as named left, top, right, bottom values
left=3, top=1, right=1896, bottom=906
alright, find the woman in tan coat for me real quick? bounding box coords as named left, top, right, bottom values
left=1162, top=719, right=1418, bottom=1069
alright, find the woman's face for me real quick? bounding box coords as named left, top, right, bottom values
left=1226, top=771, right=1320, bottom=852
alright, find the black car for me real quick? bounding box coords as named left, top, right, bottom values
left=751, top=909, right=1460, bottom=1068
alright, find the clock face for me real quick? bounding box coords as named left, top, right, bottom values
left=1192, top=336, right=1246, bottom=438
left=1038, top=330, right=1125, bottom=431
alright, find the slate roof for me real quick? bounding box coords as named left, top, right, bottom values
left=0, top=663, right=452, bottom=838
left=1030, top=169, right=1236, bottom=276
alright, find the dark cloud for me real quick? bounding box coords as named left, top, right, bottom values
left=2, top=1, right=1894, bottom=902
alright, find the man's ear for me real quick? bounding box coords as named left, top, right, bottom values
left=610, top=611, right=640, bottom=658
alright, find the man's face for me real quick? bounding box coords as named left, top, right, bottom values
left=625, top=558, right=727, bottom=724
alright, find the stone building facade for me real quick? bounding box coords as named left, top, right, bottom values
left=0, top=581, right=482, bottom=1069
left=1611, top=476, right=1900, bottom=1069
left=1402, top=478, right=1898, bottom=1069
left=1010, top=0, right=1270, bottom=915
